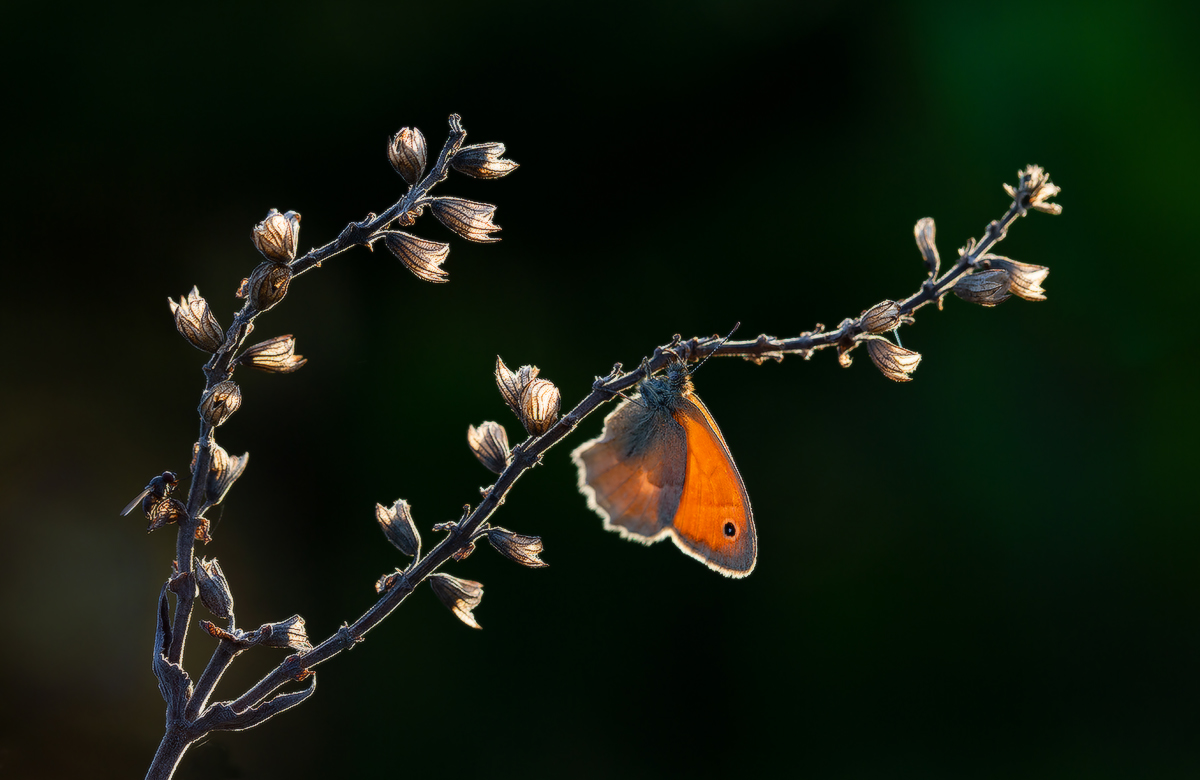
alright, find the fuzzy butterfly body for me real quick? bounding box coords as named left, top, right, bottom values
left=571, top=362, right=756, bottom=577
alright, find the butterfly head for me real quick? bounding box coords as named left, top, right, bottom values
left=638, top=355, right=693, bottom=411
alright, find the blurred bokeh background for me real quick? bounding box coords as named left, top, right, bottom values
left=3, top=1, right=1197, bottom=777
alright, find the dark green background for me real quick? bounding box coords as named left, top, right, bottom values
left=3, top=1, right=1197, bottom=777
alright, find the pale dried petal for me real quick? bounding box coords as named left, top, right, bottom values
left=860, top=300, right=901, bottom=334
left=1007, top=165, right=1062, bottom=215
left=199, top=381, right=242, bottom=427
left=982, top=255, right=1049, bottom=301
left=383, top=231, right=450, bottom=283
left=169, top=286, right=224, bottom=353
left=375, top=499, right=421, bottom=557
left=205, top=444, right=248, bottom=510
left=451, top=143, right=519, bottom=179
left=520, top=378, right=560, bottom=435
left=260, top=615, right=312, bottom=652
left=247, top=261, right=293, bottom=312
left=429, top=574, right=483, bottom=629
left=430, top=197, right=501, bottom=243
left=194, top=557, right=234, bottom=619
left=914, top=217, right=940, bottom=277
left=467, top=421, right=510, bottom=474
left=388, top=127, right=427, bottom=186
left=952, top=269, right=1012, bottom=307
left=252, top=209, right=300, bottom=264
left=239, top=335, right=307, bottom=373
left=485, top=527, right=547, bottom=568
left=865, top=337, right=922, bottom=382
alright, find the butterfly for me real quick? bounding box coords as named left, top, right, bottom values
left=571, top=359, right=756, bottom=577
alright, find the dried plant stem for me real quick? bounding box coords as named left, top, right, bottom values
left=145, top=141, right=1057, bottom=779
left=214, top=178, right=1049, bottom=715
left=149, top=115, right=475, bottom=780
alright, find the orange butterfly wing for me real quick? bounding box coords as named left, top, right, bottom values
left=668, top=394, right=756, bottom=577
left=572, top=400, right=686, bottom=542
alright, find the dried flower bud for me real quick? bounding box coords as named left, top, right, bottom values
left=201, top=620, right=239, bottom=643
left=169, top=286, right=224, bottom=353
left=860, top=300, right=901, bottom=334
left=376, top=499, right=421, bottom=558
left=194, top=515, right=213, bottom=544
left=204, top=444, right=249, bottom=510
left=451, top=142, right=519, bottom=179
left=485, top=527, right=547, bottom=568
left=375, top=570, right=403, bottom=594
left=430, top=197, right=501, bottom=243
left=467, top=421, right=510, bottom=474
left=865, top=337, right=922, bottom=382
left=520, top=378, right=560, bottom=435
left=382, top=231, right=450, bottom=283
left=952, top=269, right=1012, bottom=307
left=429, top=574, right=483, bottom=629
left=147, top=498, right=187, bottom=532
left=199, top=380, right=242, bottom=427
left=246, top=261, right=293, bottom=312
left=394, top=206, right=424, bottom=228
left=495, top=358, right=538, bottom=418
left=388, top=127, right=427, bottom=186
left=239, top=335, right=307, bottom=373
left=914, top=217, right=940, bottom=277
left=982, top=254, right=1049, bottom=302
left=252, top=209, right=300, bottom=264
left=837, top=342, right=854, bottom=368
left=260, top=615, right=312, bottom=652
left=194, top=557, right=234, bottom=619
left=1004, top=164, right=1062, bottom=215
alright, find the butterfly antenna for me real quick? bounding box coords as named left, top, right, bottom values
left=688, top=322, right=740, bottom=376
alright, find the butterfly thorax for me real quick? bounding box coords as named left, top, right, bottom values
left=638, top=362, right=693, bottom=412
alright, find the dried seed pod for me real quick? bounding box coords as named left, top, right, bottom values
left=865, top=337, right=922, bottom=382
left=1004, top=164, right=1062, bottom=215
left=914, top=217, right=940, bottom=277
left=467, top=421, right=510, bottom=474
left=252, top=209, right=300, bottom=264
left=204, top=443, right=249, bottom=510
left=981, top=254, right=1049, bottom=301
left=194, top=557, right=234, bottom=619
left=429, top=574, right=483, bottom=629
left=952, top=269, right=1012, bottom=307
left=429, top=197, right=501, bottom=243
left=169, top=286, right=224, bottom=353
left=239, top=335, right=307, bottom=373
left=260, top=615, right=312, bottom=652
left=147, top=498, right=187, bottom=532
left=451, top=142, right=519, bottom=179
left=199, top=380, right=242, bottom=427
left=485, top=527, right=547, bottom=568
left=387, top=126, right=427, bottom=186
left=495, top=357, right=538, bottom=418
left=375, top=499, right=421, bottom=558
left=247, top=261, right=293, bottom=312
left=382, top=231, right=450, bottom=283
left=860, top=300, right=902, bottom=334
left=520, top=378, right=561, bottom=435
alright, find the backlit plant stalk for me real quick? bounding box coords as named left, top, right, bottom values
left=135, top=124, right=1059, bottom=778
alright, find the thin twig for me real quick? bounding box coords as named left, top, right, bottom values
left=218, top=173, right=1057, bottom=712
